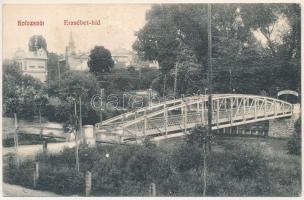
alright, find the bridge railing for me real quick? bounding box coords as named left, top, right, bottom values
left=95, top=94, right=293, bottom=140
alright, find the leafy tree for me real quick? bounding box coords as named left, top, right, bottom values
left=175, top=43, right=205, bottom=95
left=210, top=5, right=269, bottom=94
left=134, top=4, right=300, bottom=97
left=3, top=62, right=48, bottom=120
left=58, top=71, right=98, bottom=101
left=28, top=35, right=47, bottom=52
left=47, top=52, right=68, bottom=86
left=239, top=4, right=300, bottom=93
left=56, top=71, right=100, bottom=126
left=139, top=67, right=159, bottom=89
left=134, top=4, right=209, bottom=71
left=88, top=46, right=114, bottom=74
left=97, top=67, right=159, bottom=94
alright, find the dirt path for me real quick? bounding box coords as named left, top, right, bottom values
left=2, top=183, right=59, bottom=197
left=3, top=141, right=76, bottom=161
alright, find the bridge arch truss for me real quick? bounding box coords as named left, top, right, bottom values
left=95, top=94, right=293, bottom=143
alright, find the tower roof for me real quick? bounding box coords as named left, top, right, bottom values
left=68, top=31, right=75, bottom=48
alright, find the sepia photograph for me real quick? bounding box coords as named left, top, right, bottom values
left=2, top=2, right=302, bottom=197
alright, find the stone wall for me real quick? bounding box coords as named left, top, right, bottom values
left=268, top=104, right=300, bottom=138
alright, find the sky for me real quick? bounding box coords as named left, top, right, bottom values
left=3, top=4, right=290, bottom=59
left=3, top=4, right=151, bottom=58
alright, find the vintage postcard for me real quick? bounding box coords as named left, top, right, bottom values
left=1, top=2, right=302, bottom=197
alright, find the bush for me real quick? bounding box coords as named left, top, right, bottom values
left=287, top=138, right=301, bottom=155
left=3, top=159, right=34, bottom=188
left=229, top=145, right=267, bottom=179
left=287, top=118, right=301, bottom=155
left=37, top=167, right=84, bottom=195
left=172, top=143, right=202, bottom=173
left=3, top=137, right=301, bottom=196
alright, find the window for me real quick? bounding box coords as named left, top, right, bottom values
left=29, top=65, right=35, bottom=68
left=17, top=62, right=22, bottom=70
left=38, top=66, right=44, bottom=69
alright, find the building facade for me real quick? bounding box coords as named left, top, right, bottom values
left=112, top=48, right=134, bottom=66
left=14, top=48, right=48, bottom=82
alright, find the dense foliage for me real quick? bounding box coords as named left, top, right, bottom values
left=28, top=35, right=47, bottom=52
left=88, top=46, right=114, bottom=74
left=134, top=4, right=300, bottom=97
left=3, top=133, right=301, bottom=196
left=48, top=71, right=101, bottom=127
left=287, top=117, right=301, bottom=155
left=98, top=67, right=159, bottom=93
left=3, top=63, right=48, bottom=120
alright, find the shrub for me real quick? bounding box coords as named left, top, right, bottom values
left=37, top=167, right=84, bottom=195
left=3, top=159, right=34, bottom=188
left=172, top=143, right=202, bottom=173
left=287, top=118, right=301, bottom=155
left=288, top=137, right=301, bottom=155
left=3, top=136, right=301, bottom=196
left=229, top=145, right=267, bottom=179
left=125, top=146, right=160, bottom=182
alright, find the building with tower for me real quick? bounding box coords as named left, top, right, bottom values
left=63, top=31, right=158, bottom=71
left=64, top=32, right=90, bottom=71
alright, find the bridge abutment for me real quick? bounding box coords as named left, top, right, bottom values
left=268, top=104, right=300, bottom=138
left=83, top=125, right=96, bottom=147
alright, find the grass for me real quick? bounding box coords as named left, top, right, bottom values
left=210, top=137, right=301, bottom=196
left=158, top=136, right=301, bottom=196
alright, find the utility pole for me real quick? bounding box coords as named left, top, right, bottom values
left=207, top=4, right=213, bottom=152
left=39, top=106, right=42, bottom=138
left=148, top=88, right=152, bottom=107
left=229, top=68, right=232, bottom=93
left=173, top=63, right=178, bottom=97
left=163, top=74, right=167, bottom=99
left=74, top=100, right=80, bottom=173
left=139, top=68, right=142, bottom=87
left=57, top=56, right=61, bottom=88
left=79, top=96, right=83, bottom=141
left=100, top=88, right=104, bottom=124
left=14, top=113, right=19, bottom=167
left=204, top=3, right=213, bottom=197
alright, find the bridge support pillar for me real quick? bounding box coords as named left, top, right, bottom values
left=268, top=104, right=300, bottom=138
left=83, top=125, right=96, bottom=147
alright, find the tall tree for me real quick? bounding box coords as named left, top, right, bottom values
left=211, top=5, right=265, bottom=94
left=133, top=4, right=209, bottom=94
left=3, top=62, right=48, bottom=119
left=56, top=71, right=100, bottom=126
left=133, top=5, right=210, bottom=71
left=88, top=46, right=114, bottom=74
left=28, top=35, right=47, bottom=52
left=47, top=53, right=68, bottom=86
left=239, top=4, right=301, bottom=93
left=134, top=4, right=300, bottom=97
